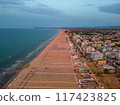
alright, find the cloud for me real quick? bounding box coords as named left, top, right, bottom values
left=0, top=0, right=63, bottom=17
left=22, top=7, right=63, bottom=17
left=98, top=3, right=120, bottom=15
left=0, top=1, right=23, bottom=5
left=85, top=4, right=93, bottom=6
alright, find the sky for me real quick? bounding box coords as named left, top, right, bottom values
left=0, top=0, right=120, bottom=28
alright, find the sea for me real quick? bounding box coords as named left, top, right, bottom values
left=0, top=28, right=59, bottom=88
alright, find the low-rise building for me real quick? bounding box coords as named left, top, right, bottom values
left=103, top=65, right=115, bottom=70
left=115, top=52, right=120, bottom=60
left=98, top=65, right=104, bottom=71
left=97, top=59, right=106, bottom=65
left=86, top=46, right=95, bottom=54
left=91, top=51, right=103, bottom=61
left=83, top=77, right=94, bottom=81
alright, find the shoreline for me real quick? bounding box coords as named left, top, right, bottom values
left=3, top=29, right=60, bottom=89
left=5, top=29, right=77, bottom=89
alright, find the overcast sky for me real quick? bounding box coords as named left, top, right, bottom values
left=0, top=0, right=120, bottom=28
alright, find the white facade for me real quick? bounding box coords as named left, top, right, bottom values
left=91, top=51, right=103, bottom=60
left=115, top=52, right=120, bottom=60
left=86, top=46, right=95, bottom=54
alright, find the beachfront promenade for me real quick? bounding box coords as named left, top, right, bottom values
left=6, top=30, right=78, bottom=89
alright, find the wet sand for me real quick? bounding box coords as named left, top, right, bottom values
left=5, top=30, right=78, bottom=89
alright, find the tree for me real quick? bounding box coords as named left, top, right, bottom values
left=97, top=72, right=100, bottom=76
left=104, top=69, right=109, bottom=74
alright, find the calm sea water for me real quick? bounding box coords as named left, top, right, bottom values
left=0, top=29, right=59, bottom=87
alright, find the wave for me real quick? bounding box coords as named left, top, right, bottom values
left=26, top=33, right=57, bottom=59
left=0, top=33, right=58, bottom=83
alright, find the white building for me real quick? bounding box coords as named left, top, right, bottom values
left=91, top=51, right=103, bottom=60
left=115, top=52, right=120, bottom=60
left=86, top=46, right=95, bottom=54
left=103, top=65, right=115, bottom=70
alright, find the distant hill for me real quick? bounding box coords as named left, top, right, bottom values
left=34, top=26, right=120, bottom=30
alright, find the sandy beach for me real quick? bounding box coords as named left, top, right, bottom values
left=5, top=29, right=78, bottom=89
